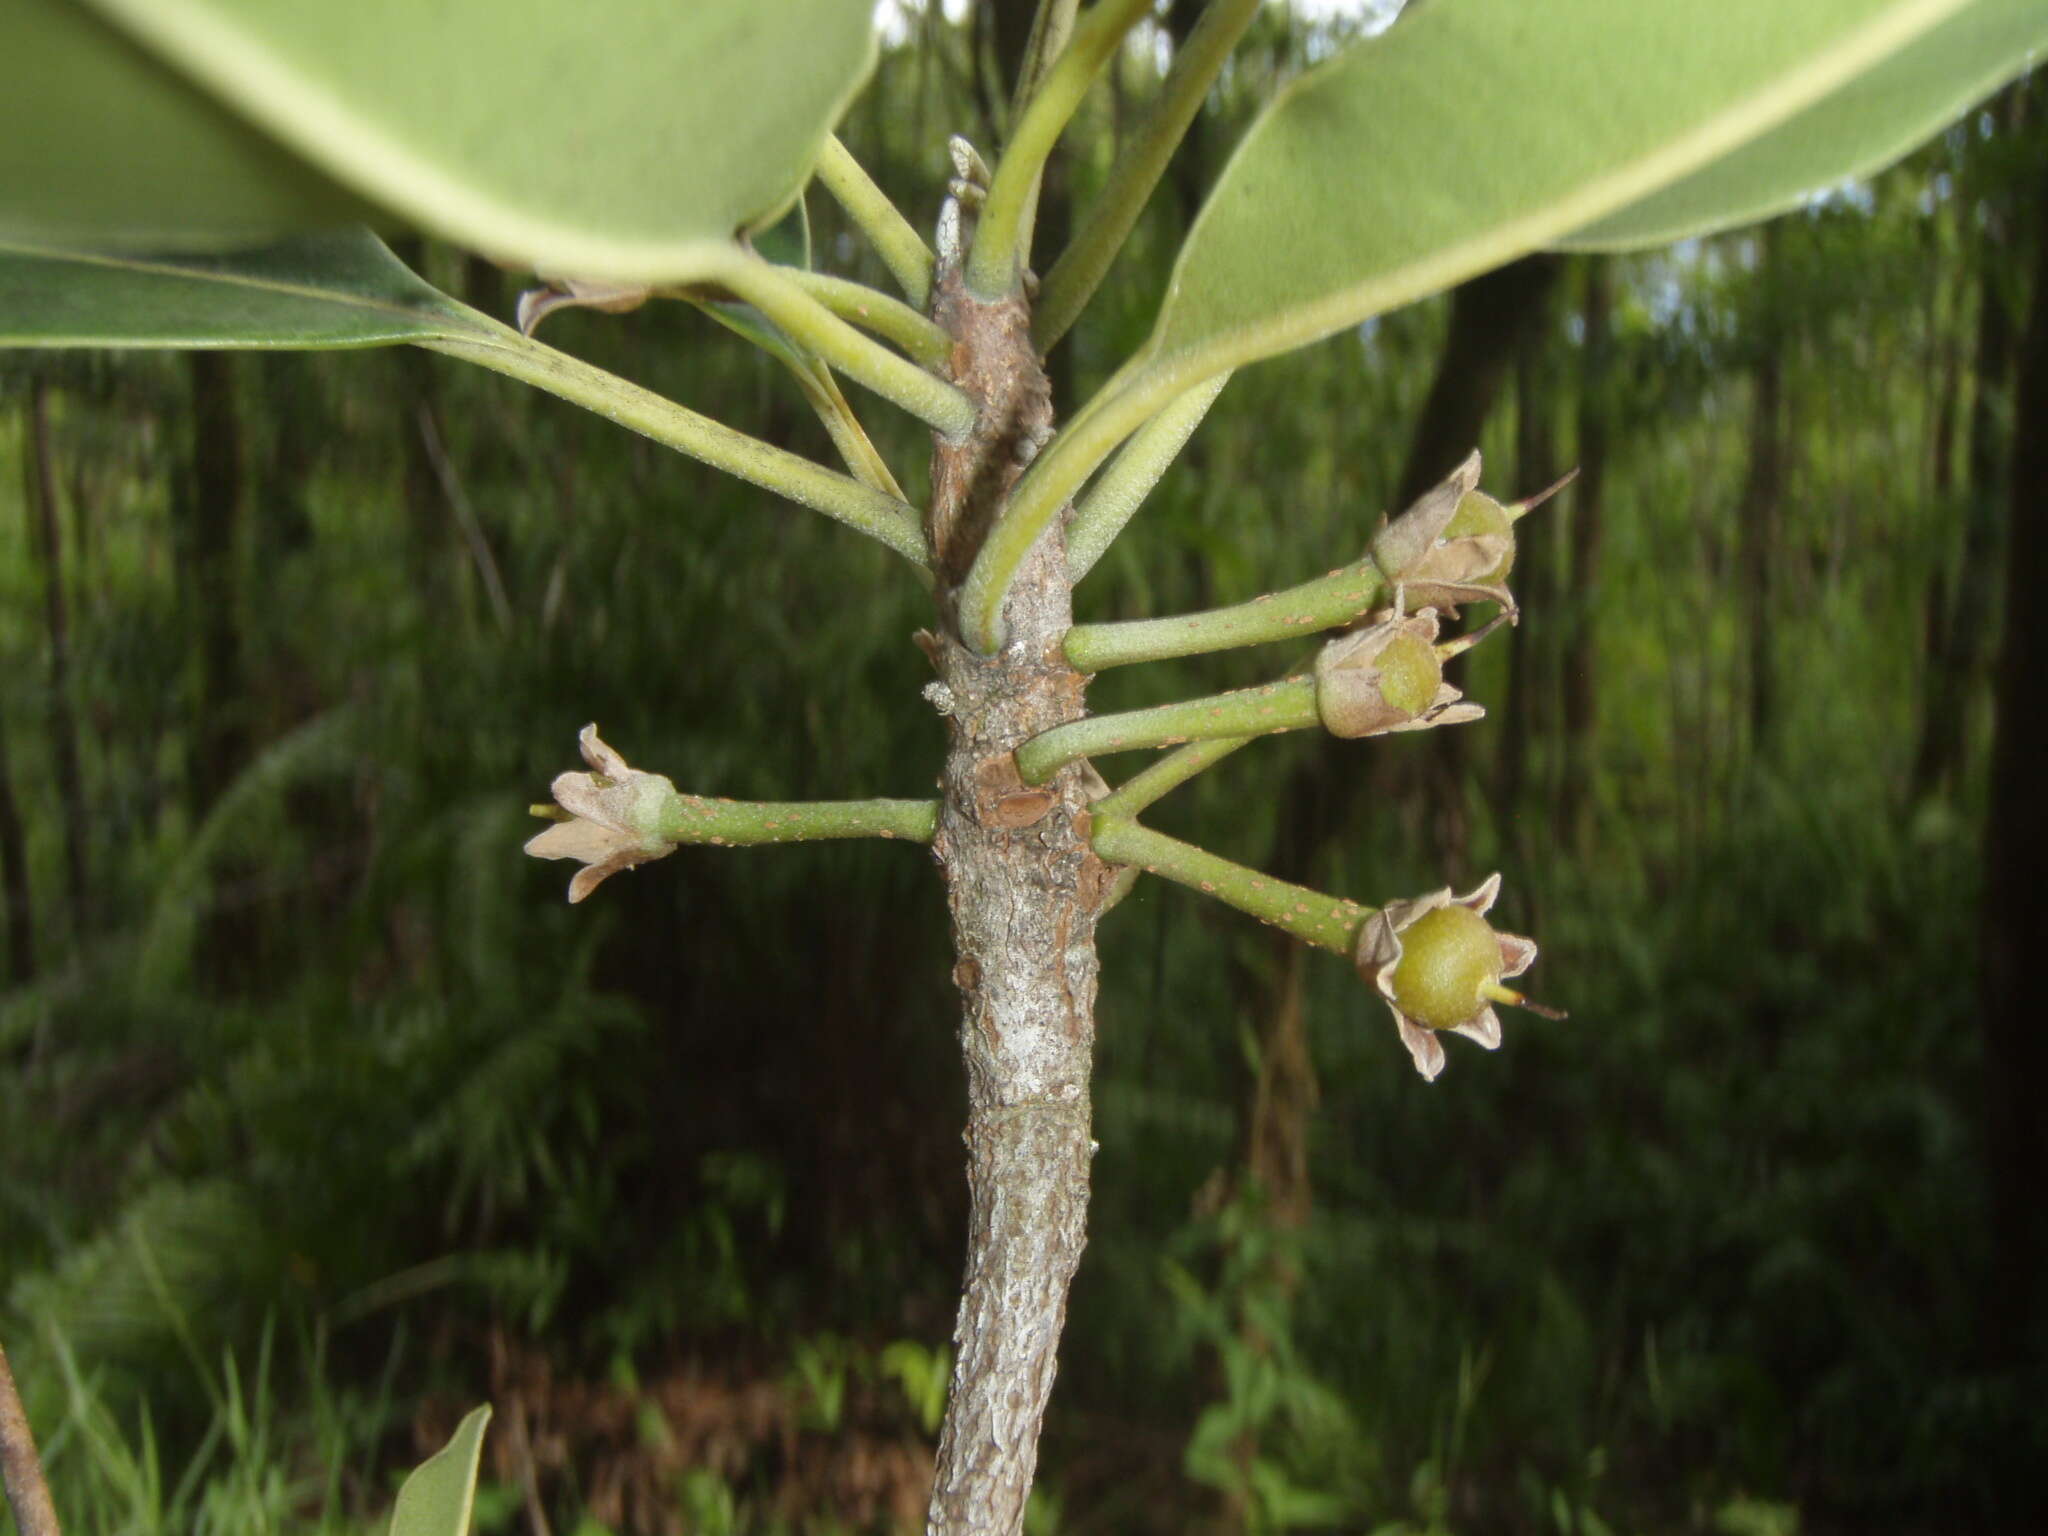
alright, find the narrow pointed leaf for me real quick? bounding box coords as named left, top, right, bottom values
left=1561, top=0, right=2048, bottom=249
left=0, top=230, right=490, bottom=349
left=1144, top=0, right=1976, bottom=383
left=386, top=1405, right=493, bottom=1536
left=8, top=0, right=876, bottom=283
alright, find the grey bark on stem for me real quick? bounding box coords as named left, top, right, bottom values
left=922, top=257, right=1111, bottom=1536
left=0, top=1341, right=62, bottom=1536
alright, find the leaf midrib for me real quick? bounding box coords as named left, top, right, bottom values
left=0, top=236, right=478, bottom=331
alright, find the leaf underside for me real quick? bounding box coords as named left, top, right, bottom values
left=6, top=0, right=877, bottom=284
left=1145, top=0, right=1994, bottom=384
left=1561, top=0, right=2048, bottom=250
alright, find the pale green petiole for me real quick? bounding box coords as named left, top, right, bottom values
left=1066, top=373, right=1231, bottom=580
left=815, top=135, right=935, bottom=311
left=1034, top=0, right=1263, bottom=350
left=1091, top=734, right=1257, bottom=822
left=1066, top=552, right=1388, bottom=671
left=422, top=327, right=930, bottom=571
left=955, top=356, right=1154, bottom=651
left=695, top=299, right=905, bottom=500
left=1090, top=656, right=1316, bottom=822
left=1088, top=818, right=1372, bottom=956
left=775, top=267, right=954, bottom=372
left=714, top=260, right=975, bottom=436
left=1007, top=0, right=1080, bottom=116
left=1015, top=676, right=1320, bottom=783
left=966, top=0, right=1156, bottom=300
left=657, top=795, right=938, bottom=846
left=984, top=0, right=1076, bottom=301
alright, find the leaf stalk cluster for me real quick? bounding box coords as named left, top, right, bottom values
left=425, top=326, right=931, bottom=571
left=966, top=0, right=1156, bottom=300
left=1066, top=552, right=1388, bottom=671
left=1016, top=677, right=1319, bottom=783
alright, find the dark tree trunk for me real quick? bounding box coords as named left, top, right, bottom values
left=1979, top=132, right=2048, bottom=1445
left=1908, top=223, right=1965, bottom=807
left=1163, top=0, right=1212, bottom=232
left=1497, top=326, right=1561, bottom=850
left=256, top=354, right=319, bottom=564
left=1404, top=255, right=1566, bottom=871
left=397, top=347, right=455, bottom=613
left=181, top=352, right=249, bottom=817
left=1557, top=256, right=1611, bottom=843
left=1737, top=231, right=1785, bottom=758
left=0, top=708, right=35, bottom=988
left=1395, top=257, right=1567, bottom=510
left=1910, top=187, right=2018, bottom=802
left=173, top=352, right=257, bottom=991
left=24, top=381, right=90, bottom=941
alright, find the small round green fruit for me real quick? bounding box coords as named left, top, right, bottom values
left=1445, top=492, right=1516, bottom=586
left=1374, top=632, right=1442, bottom=718
left=1390, top=903, right=1501, bottom=1030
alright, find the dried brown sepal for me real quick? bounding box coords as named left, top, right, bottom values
left=1354, top=872, right=1545, bottom=1081
left=1369, top=453, right=1578, bottom=619
left=1313, top=608, right=1485, bottom=739
left=1393, top=483, right=1519, bottom=616
left=1369, top=449, right=1482, bottom=584
left=516, top=278, right=654, bottom=337
left=523, top=724, right=679, bottom=903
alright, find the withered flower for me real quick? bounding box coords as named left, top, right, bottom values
left=524, top=724, right=678, bottom=903
left=1355, top=873, right=1560, bottom=1081
left=1314, top=607, right=1490, bottom=738
left=1369, top=450, right=1575, bottom=617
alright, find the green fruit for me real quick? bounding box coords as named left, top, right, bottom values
left=1446, top=492, right=1516, bottom=586
left=1374, top=631, right=1442, bottom=718
left=1390, top=903, right=1501, bottom=1030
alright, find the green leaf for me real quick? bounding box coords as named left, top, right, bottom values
left=956, top=0, right=2003, bottom=650
left=1145, top=0, right=1978, bottom=381
left=0, top=229, right=491, bottom=349
left=2, top=0, right=380, bottom=247
left=1560, top=0, right=2048, bottom=249
left=7, top=0, right=876, bottom=283
left=387, top=1405, right=493, bottom=1536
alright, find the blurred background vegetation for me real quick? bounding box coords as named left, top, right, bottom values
left=4, top=5, right=2045, bottom=1533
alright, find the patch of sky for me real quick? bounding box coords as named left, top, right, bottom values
left=875, top=0, right=1410, bottom=52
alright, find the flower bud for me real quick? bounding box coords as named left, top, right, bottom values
left=524, top=724, right=678, bottom=902
left=1313, top=609, right=1486, bottom=738
left=1355, top=873, right=1561, bottom=1080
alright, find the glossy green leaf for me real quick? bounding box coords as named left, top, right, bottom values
left=0, top=229, right=489, bottom=349
left=1560, top=0, right=2048, bottom=249
left=6, top=0, right=875, bottom=283
left=1145, top=0, right=1976, bottom=382
left=387, top=1405, right=493, bottom=1536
